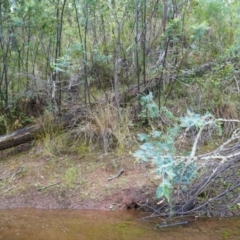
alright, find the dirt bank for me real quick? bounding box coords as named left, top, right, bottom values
left=0, top=146, right=156, bottom=210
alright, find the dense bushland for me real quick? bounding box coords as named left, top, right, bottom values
left=0, top=0, right=239, bottom=128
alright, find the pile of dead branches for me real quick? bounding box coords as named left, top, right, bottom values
left=141, top=121, right=240, bottom=223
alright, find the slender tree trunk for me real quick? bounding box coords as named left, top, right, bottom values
left=0, top=29, right=11, bottom=110
left=25, top=27, right=31, bottom=90
left=114, top=23, right=121, bottom=117
left=52, top=0, right=66, bottom=115
left=158, top=0, right=169, bottom=108
left=58, top=0, right=67, bottom=114
left=0, top=1, right=3, bottom=99
left=135, top=0, right=141, bottom=111
left=135, top=0, right=140, bottom=95
left=73, top=0, right=83, bottom=44
left=101, top=14, right=107, bottom=48
left=83, top=1, right=90, bottom=105
left=142, top=0, right=147, bottom=87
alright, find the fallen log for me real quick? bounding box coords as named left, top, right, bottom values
left=0, top=105, right=92, bottom=152
left=0, top=125, right=43, bottom=151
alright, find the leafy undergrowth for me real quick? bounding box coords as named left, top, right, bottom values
left=0, top=145, right=156, bottom=210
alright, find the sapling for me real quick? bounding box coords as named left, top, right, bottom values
left=134, top=93, right=217, bottom=202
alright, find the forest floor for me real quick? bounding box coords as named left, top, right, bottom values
left=0, top=143, right=157, bottom=210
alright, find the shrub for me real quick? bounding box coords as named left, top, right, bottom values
left=134, top=93, right=217, bottom=202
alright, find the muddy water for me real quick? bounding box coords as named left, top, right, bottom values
left=0, top=209, right=240, bottom=240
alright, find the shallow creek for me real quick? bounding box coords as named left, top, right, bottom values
left=0, top=209, right=240, bottom=240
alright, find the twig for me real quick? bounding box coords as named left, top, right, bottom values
left=107, top=168, right=124, bottom=181
left=234, top=76, right=240, bottom=93
left=37, top=181, right=60, bottom=191
left=0, top=186, right=14, bottom=195
left=11, top=166, right=24, bottom=181
left=186, top=182, right=240, bottom=214
left=156, top=221, right=189, bottom=228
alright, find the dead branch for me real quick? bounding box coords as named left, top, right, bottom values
left=107, top=168, right=124, bottom=181
left=144, top=118, right=240, bottom=218
left=37, top=181, right=60, bottom=191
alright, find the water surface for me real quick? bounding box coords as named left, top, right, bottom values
left=0, top=209, right=240, bottom=240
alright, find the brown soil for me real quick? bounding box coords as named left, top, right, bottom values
left=0, top=144, right=157, bottom=210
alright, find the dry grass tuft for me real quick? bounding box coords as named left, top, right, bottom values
left=71, top=102, right=133, bottom=154
left=214, top=102, right=240, bottom=136
left=34, top=111, right=68, bottom=156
